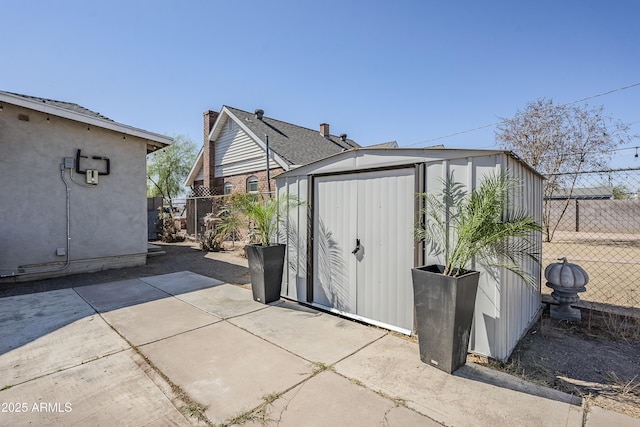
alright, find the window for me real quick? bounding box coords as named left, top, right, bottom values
left=224, top=182, right=232, bottom=195
left=247, top=176, right=258, bottom=193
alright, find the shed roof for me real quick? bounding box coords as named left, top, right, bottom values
left=0, top=90, right=172, bottom=152
left=277, top=147, right=543, bottom=179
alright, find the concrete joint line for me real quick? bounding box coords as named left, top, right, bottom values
left=3, top=348, right=129, bottom=389
left=332, top=331, right=389, bottom=366
left=71, top=288, right=212, bottom=426
left=224, top=361, right=329, bottom=427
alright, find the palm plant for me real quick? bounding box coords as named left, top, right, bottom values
left=217, top=202, right=243, bottom=247
left=235, top=193, right=303, bottom=247
left=416, top=171, right=541, bottom=288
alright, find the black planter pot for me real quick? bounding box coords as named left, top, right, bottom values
left=246, top=243, right=286, bottom=304
left=411, top=265, right=480, bottom=374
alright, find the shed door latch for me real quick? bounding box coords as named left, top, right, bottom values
left=352, top=238, right=361, bottom=254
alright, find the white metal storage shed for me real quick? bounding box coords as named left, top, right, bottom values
left=275, top=148, right=543, bottom=361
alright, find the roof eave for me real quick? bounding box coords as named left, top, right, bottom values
left=219, top=107, right=291, bottom=170
left=0, top=92, right=172, bottom=150
left=184, top=147, right=204, bottom=187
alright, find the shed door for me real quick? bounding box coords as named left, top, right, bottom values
left=312, top=168, right=415, bottom=333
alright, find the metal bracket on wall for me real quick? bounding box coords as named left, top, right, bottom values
left=75, top=149, right=110, bottom=176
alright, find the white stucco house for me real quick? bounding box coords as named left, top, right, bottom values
left=0, top=91, right=172, bottom=282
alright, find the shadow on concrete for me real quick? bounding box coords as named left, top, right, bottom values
left=0, top=243, right=250, bottom=298
left=0, top=271, right=228, bottom=358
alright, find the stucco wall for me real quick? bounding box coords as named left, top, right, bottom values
left=0, top=103, right=148, bottom=280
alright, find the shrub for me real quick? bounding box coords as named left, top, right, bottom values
left=157, top=212, right=184, bottom=243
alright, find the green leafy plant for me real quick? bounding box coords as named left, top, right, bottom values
left=217, top=196, right=244, bottom=246
left=415, top=171, right=541, bottom=287
left=235, top=193, right=303, bottom=247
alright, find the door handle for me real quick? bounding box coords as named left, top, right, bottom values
left=352, top=238, right=361, bottom=254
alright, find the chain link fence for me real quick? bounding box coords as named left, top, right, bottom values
left=183, top=188, right=225, bottom=239
left=183, top=190, right=274, bottom=242
left=180, top=172, right=640, bottom=315
left=542, top=167, right=640, bottom=315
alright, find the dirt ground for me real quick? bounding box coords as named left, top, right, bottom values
left=470, top=308, right=640, bottom=419
left=2, top=241, right=638, bottom=419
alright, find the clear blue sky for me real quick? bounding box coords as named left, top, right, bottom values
left=3, top=1, right=639, bottom=167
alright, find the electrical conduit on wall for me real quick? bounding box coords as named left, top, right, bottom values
left=0, top=162, right=71, bottom=278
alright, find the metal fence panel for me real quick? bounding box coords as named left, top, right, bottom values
left=147, top=197, right=163, bottom=240
left=542, top=167, right=640, bottom=314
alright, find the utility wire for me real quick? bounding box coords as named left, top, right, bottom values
left=406, top=81, right=640, bottom=147
left=569, top=81, right=640, bottom=105
left=502, top=145, right=640, bottom=164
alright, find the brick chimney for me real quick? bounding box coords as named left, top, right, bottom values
left=320, top=123, right=330, bottom=138
left=203, top=110, right=219, bottom=190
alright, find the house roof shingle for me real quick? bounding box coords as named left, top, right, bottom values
left=0, top=90, right=172, bottom=151
left=3, top=91, right=113, bottom=121
left=224, top=106, right=359, bottom=166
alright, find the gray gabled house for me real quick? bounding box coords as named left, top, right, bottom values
left=184, top=106, right=363, bottom=196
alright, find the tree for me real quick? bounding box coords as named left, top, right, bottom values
left=612, top=185, right=630, bottom=200
left=496, top=98, right=634, bottom=241
left=147, top=134, right=197, bottom=211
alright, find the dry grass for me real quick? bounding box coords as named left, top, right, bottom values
left=542, top=236, right=640, bottom=310
left=472, top=308, right=640, bottom=419
left=583, top=310, right=640, bottom=341
left=223, top=392, right=284, bottom=426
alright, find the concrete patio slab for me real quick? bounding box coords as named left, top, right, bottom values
left=2, top=270, right=635, bottom=426
left=139, top=271, right=223, bottom=295
left=0, top=289, right=128, bottom=386
left=175, top=283, right=268, bottom=319
left=100, top=296, right=221, bottom=346
left=74, top=278, right=169, bottom=312
left=335, top=334, right=584, bottom=427
left=229, top=300, right=387, bottom=365
left=140, top=321, right=313, bottom=425
left=244, top=370, right=441, bottom=427
left=0, top=350, right=189, bottom=426
left=586, top=406, right=640, bottom=427
left=0, top=289, right=94, bottom=353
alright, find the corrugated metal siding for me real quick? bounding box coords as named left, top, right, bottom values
left=276, top=150, right=543, bottom=360
left=460, top=155, right=543, bottom=360
left=215, top=124, right=279, bottom=177
left=471, top=155, right=504, bottom=358
left=277, top=176, right=308, bottom=301
left=310, top=168, right=415, bottom=332
left=421, top=154, right=542, bottom=360
left=355, top=169, right=415, bottom=331
left=505, top=155, right=543, bottom=355
left=313, top=175, right=359, bottom=311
